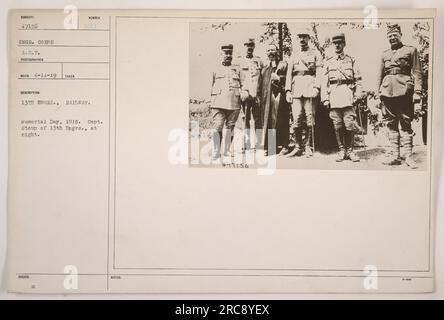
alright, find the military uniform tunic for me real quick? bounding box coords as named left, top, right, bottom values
left=286, top=48, right=323, bottom=98
left=286, top=47, right=323, bottom=128
left=321, top=53, right=363, bottom=130
left=238, top=55, right=263, bottom=98
left=376, top=43, right=423, bottom=134
left=238, top=55, right=263, bottom=131
left=377, top=43, right=422, bottom=98
left=211, top=64, right=243, bottom=110
left=210, top=64, right=243, bottom=131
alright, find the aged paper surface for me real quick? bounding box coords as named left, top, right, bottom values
left=7, top=9, right=436, bottom=293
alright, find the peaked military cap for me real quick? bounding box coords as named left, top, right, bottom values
left=387, top=23, right=402, bottom=34
left=244, top=38, right=255, bottom=46
left=221, top=44, right=233, bottom=51
left=331, top=33, right=345, bottom=43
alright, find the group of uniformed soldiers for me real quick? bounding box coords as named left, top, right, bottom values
left=208, top=24, right=423, bottom=168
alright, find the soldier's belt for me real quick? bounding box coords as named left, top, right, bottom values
left=293, top=70, right=315, bottom=76
left=328, top=79, right=353, bottom=85
left=384, top=67, right=410, bottom=76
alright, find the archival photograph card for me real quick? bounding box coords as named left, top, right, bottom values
left=7, top=9, right=436, bottom=293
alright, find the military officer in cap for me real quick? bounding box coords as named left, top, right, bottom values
left=238, top=38, right=264, bottom=151
left=285, top=26, right=323, bottom=157
left=376, top=24, right=423, bottom=169
left=321, top=33, right=364, bottom=162
left=210, top=44, right=247, bottom=160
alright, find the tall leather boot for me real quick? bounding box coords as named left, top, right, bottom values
left=305, top=125, right=314, bottom=157
left=242, top=128, right=251, bottom=153
left=254, top=128, right=262, bottom=152
left=400, top=131, right=418, bottom=169
left=344, top=130, right=360, bottom=162
left=223, top=128, right=235, bottom=157
left=287, top=127, right=303, bottom=157
left=383, top=130, right=401, bottom=165
left=240, top=108, right=248, bottom=154
left=212, top=130, right=222, bottom=160
left=334, top=128, right=346, bottom=162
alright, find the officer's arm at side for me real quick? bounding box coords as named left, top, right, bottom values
left=208, top=71, right=216, bottom=105
left=314, top=51, right=323, bottom=91
left=375, top=54, right=385, bottom=97
left=285, top=58, right=293, bottom=93
left=352, top=57, right=364, bottom=99
left=320, top=62, right=329, bottom=104
left=411, top=47, right=423, bottom=95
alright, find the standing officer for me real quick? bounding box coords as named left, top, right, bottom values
left=209, top=44, right=247, bottom=160
left=238, top=38, right=263, bottom=152
left=376, top=24, right=423, bottom=169
left=321, top=33, right=363, bottom=162
left=285, top=27, right=323, bottom=157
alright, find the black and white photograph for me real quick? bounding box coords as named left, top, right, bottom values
left=189, top=20, right=432, bottom=170
left=3, top=7, right=439, bottom=297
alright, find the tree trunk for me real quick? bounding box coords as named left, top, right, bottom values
left=278, top=23, right=283, bottom=61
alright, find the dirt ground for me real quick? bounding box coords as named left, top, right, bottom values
left=189, top=103, right=429, bottom=171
